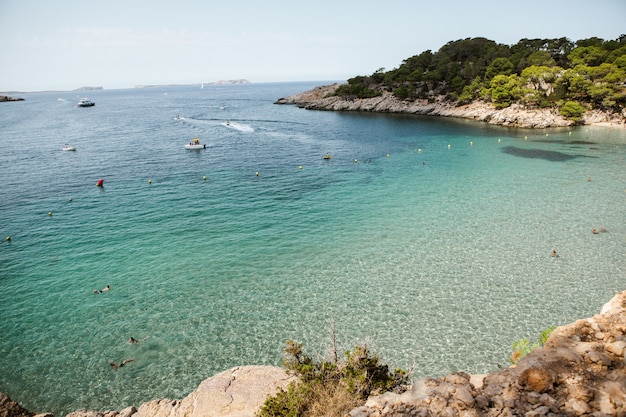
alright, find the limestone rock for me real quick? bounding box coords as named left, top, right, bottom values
left=66, top=366, right=295, bottom=417
left=0, top=393, right=34, bottom=417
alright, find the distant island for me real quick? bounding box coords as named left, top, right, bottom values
left=74, top=86, right=104, bottom=91
left=135, top=79, right=250, bottom=88
left=277, top=36, right=626, bottom=128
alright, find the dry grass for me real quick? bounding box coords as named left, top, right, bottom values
left=305, top=380, right=363, bottom=417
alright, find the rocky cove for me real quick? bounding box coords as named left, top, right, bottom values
left=2, top=290, right=625, bottom=417
left=275, top=84, right=626, bottom=129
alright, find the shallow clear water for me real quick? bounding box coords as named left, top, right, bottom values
left=1, top=82, right=624, bottom=415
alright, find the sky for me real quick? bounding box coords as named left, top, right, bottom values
left=1, top=0, right=625, bottom=92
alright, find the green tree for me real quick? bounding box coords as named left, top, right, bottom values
left=559, top=101, right=586, bottom=121
left=458, top=76, right=483, bottom=104
left=490, top=74, right=521, bottom=108
left=568, top=46, right=609, bottom=66
left=561, top=68, right=593, bottom=100
left=485, top=57, right=514, bottom=80
left=613, top=55, right=626, bottom=70
left=527, top=51, right=556, bottom=67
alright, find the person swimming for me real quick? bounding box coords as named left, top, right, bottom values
left=109, top=359, right=134, bottom=370
left=128, top=337, right=140, bottom=344
left=93, top=285, right=110, bottom=294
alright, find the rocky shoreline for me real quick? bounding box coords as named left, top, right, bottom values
left=275, top=83, right=626, bottom=129
left=2, top=290, right=624, bottom=417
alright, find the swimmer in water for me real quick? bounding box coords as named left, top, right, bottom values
left=93, top=285, right=110, bottom=294
left=109, top=359, right=134, bottom=370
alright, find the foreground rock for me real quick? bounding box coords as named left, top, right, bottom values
left=64, top=366, right=295, bottom=417
left=350, top=290, right=626, bottom=417
left=2, top=291, right=625, bottom=417
left=276, top=84, right=626, bottom=128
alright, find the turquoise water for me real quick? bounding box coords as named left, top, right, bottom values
left=1, top=82, right=624, bottom=415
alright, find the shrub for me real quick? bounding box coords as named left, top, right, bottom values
left=510, top=326, right=557, bottom=364
left=559, top=101, right=587, bottom=121
left=258, top=339, right=409, bottom=417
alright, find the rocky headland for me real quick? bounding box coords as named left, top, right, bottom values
left=0, top=95, right=24, bottom=102
left=275, top=83, right=626, bottom=129
left=2, top=290, right=624, bottom=417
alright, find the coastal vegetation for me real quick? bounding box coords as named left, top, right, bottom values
left=332, top=36, right=626, bottom=121
left=258, top=339, right=409, bottom=417
left=510, top=326, right=557, bottom=364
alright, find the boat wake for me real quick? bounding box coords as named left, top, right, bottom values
left=221, top=121, right=254, bottom=132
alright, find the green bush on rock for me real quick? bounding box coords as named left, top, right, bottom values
left=510, top=326, right=557, bottom=364
left=258, top=340, right=409, bottom=417
left=559, top=101, right=587, bottom=121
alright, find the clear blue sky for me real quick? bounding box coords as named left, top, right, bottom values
left=1, top=0, right=625, bottom=91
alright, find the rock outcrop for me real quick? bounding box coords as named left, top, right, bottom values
left=275, top=84, right=626, bottom=128
left=350, top=290, right=626, bottom=417
left=2, top=291, right=625, bottom=417
left=0, top=392, right=34, bottom=417
left=65, top=366, right=295, bottom=417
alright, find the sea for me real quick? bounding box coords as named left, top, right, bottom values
left=1, top=81, right=624, bottom=415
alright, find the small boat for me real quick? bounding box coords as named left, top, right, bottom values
left=62, top=144, right=76, bottom=151
left=323, top=153, right=332, bottom=160
left=77, top=98, right=95, bottom=107
left=185, top=138, right=206, bottom=150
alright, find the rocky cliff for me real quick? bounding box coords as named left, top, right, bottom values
left=275, top=84, right=626, bottom=129
left=2, top=291, right=625, bottom=417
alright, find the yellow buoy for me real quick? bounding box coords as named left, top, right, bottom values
left=447, top=144, right=451, bottom=149
left=255, top=172, right=259, bottom=176
left=498, top=138, right=501, bottom=143
left=48, top=212, right=53, bottom=216
left=418, top=148, right=422, bottom=153
left=298, top=166, right=302, bottom=170
left=148, top=179, right=152, bottom=184
left=354, top=159, right=358, bottom=163
left=386, top=154, right=390, bottom=158
left=68, top=198, right=73, bottom=202
left=546, top=133, right=549, bottom=137
left=470, top=141, right=473, bottom=146
left=5, top=236, right=10, bottom=242
left=524, top=136, right=528, bottom=140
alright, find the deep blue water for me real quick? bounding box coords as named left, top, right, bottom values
left=1, top=82, right=624, bottom=415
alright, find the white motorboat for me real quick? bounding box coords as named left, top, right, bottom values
left=62, top=144, right=76, bottom=151
left=77, top=98, right=95, bottom=107
left=185, top=138, right=206, bottom=150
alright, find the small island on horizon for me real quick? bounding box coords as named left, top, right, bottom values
left=0, top=80, right=250, bottom=96
left=135, top=79, right=250, bottom=89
